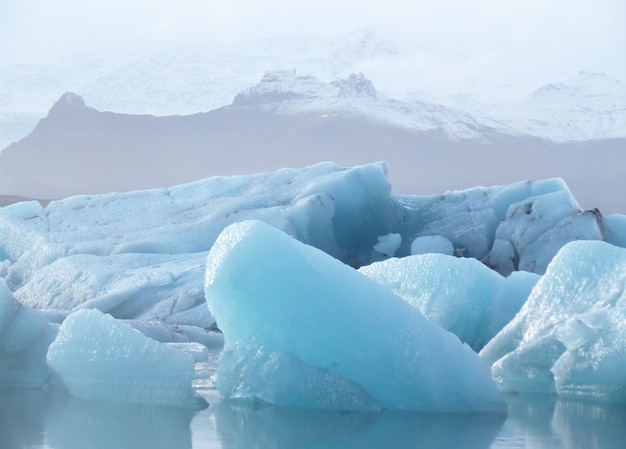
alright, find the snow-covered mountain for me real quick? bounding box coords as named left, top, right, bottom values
left=1, top=75, right=625, bottom=214
left=1, top=29, right=624, bottom=149
left=232, top=70, right=626, bottom=142
left=0, top=30, right=389, bottom=150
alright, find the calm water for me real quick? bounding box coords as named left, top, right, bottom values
left=2, top=348, right=625, bottom=449
left=3, top=388, right=626, bottom=448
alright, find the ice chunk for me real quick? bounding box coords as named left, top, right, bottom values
left=360, top=254, right=538, bottom=351
left=410, top=235, right=454, bottom=255
left=481, top=240, right=626, bottom=401
left=46, top=308, right=204, bottom=408
left=604, top=214, right=626, bottom=248
left=0, top=278, right=57, bottom=387
left=14, top=252, right=212, bottom=325
left=373, top=233, right=401, bottom=257
left=486, top=192, right=605, bottom=275
left=205, top=220, right=506, bottom=412
left=396, top=178, right=572, bottom=262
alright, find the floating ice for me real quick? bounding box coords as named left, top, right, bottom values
left=1, top=161, right=624, bottom=407
left=360, top=254, right=539, bottom=351
left=486, top=192, right=605, bottom=275
left=481, top=240, right=626, bottom=402
left=396, top=178, right=574, bottom=263
left=47, top=308, right=204, bottom=408
left=0, top=278, right=57, bottom=387
left=410, top=235, right=454, bottom=255
left=205, top=220, right=506, bottom=412
left=373, top=233, right=401, bottom=257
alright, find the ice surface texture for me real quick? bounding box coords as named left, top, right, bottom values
left=47, top=308, right=204, bottom=408
left=360, top=254, right=539, bottom=351
left=1, top=161, right=625, bottom=407
left=205, top=220, right=506, bottom=412
left=482, top=240, right=626, bottom=402
left=0, top=278, right=57, bottom=387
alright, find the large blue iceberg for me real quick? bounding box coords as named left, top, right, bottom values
left=482, top=240, right=626, bottom=402
left=1, top=161, right=625, bottom=408
left=205, top=220, right=506, bottom=412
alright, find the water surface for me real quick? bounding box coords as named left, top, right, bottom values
left=2, top=387, right=626, bottom=449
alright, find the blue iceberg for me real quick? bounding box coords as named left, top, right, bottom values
left=205, top=220, right=507, bottom=412
left=482, top=240, right=626, bottom=402
left=1, top=161, right=625, bottom=408
left=359, top=254, right=539, bottom=351
left=47, top=308, right=204, bottom=408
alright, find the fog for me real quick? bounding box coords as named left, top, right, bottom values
left=2, top=0, right=624, bottom=100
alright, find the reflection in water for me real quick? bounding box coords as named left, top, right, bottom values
left=492, top=394, right=626, bottom=449
left=210, top=403, right=506, bottom=449
left=46, top=394, right=195, bottom=449
left=3, top=388, right=626, bottom=449
left=0, top=388, right=195, bottom=449
left=552, top=398, right=626, bottom=449
left=0, top=388, right=47, bottom=449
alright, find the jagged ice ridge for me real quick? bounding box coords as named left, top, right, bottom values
left=1, top=162, right=626, bottom=409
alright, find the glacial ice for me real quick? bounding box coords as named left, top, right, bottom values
left=47, top=308, right=204, bottom=408
left=481, top=240, right=626, bottom=402
left=0, top=278, right=57, bottom=387
left=410, top=235, right=454, bottom=255
left=1, top=161, right=625, bottom=408
left=359, top=254, right=539, bottom=351
left=205, top=220, right=507, bottom=412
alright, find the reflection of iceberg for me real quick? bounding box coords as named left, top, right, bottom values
left=46, top=394, right=195, bottom=449
left=493, top=393, right=626, bottom=449
left=551, top=398, right=626, bottom=449
left=0, top=388, right=196, bottom=449
left=205, top=220, right=506, bottom=412
left=210, top=403, right=506, bottom=449
left=0, top=389, right=48, bottom=449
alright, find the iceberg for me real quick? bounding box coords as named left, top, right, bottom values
left=481, top=240, right=626, bottom=402
left=47, top=308, right=204, bottom=408
left=359, top=254, right=539, bottom=351
left=204, top=220, right=506, bottom=412
left=0, top=278, right=57, bottom=387
left=0, top=161, right=624, bottom=408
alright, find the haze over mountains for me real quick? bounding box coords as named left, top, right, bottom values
left=1, top=68, right=625, bottom=213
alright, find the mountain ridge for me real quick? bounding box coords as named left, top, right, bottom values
left=1, top=80, right=625, bottom=214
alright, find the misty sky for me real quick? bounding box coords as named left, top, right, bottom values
left=1, top=0, right=625, bottom=99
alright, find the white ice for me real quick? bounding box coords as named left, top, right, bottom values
left=481, top=240, right=626, bottom=402
left=410, top=235, right=454, bottom=255
left=47, top=308, right=204, bottom=408
left=0, top=278, right=57, bottom=387
left=204, top=220, right=506, bottom=412
left=373, top=233, right=401, bottom=257
left=360, top=254, right=539, bottom=351
left=1, top=161, right=624, bottom=407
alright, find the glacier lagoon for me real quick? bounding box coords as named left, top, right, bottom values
left=3, top=367, right=626, bottom=449
left=3, top=161, right=626, bottom=447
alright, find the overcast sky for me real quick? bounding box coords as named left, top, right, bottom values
left=1, top=0, right=625, bottom=99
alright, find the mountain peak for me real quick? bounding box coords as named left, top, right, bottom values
left=53, top=92, right=86, bottom=109
left=231, top=71, right=378, bottom=110
left=331, top=73, right=377, bottom=99
left=48, top=92, right=90, bottom=117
